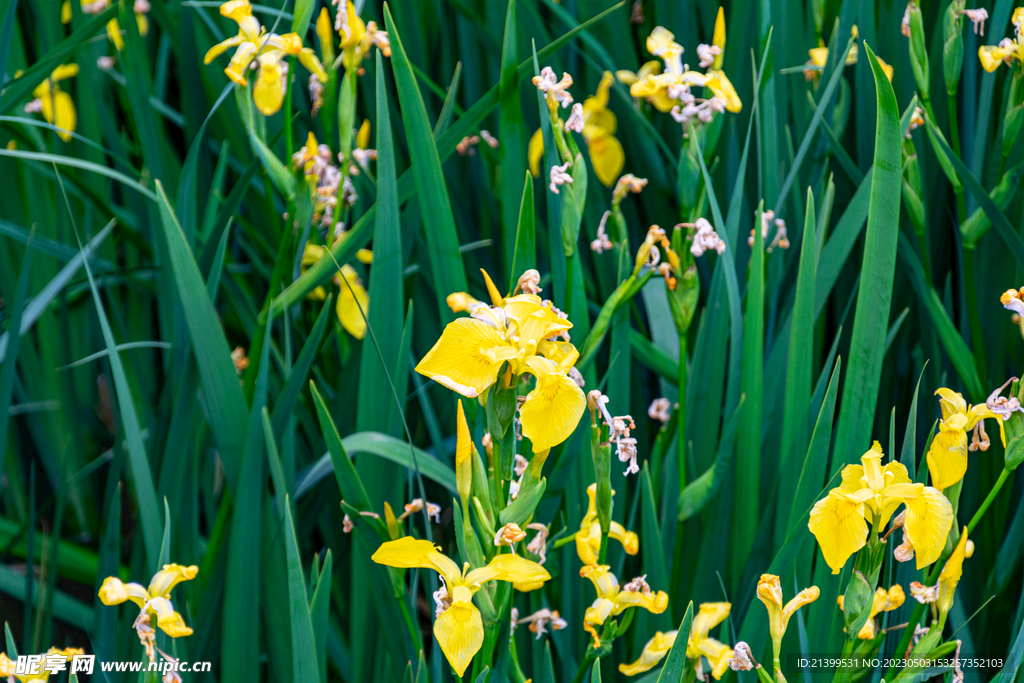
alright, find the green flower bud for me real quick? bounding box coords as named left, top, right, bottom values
left=907, top=3, right=930, bottom=101
left=943, top=1, right=965, bottom=96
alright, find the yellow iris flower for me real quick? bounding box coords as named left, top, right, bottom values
left=336, top=1, right=391, bottom=71
left=757, top=574, right=819, bottom=645
left=809, top=442, right=953, bottom=573
left=575, top=482, right=638, bottom=565
left=26, top=64, right=78, bottom=142
left=415, top=278, right=586, bottom=452
left=529, top=71, right=624, bottom=187
left=619, top=603, right=734, bottom=678
left=625, top=25, right=742, bottom=114
left=978, top=8, right=1024, bottom=72
left=98, top=563, right=198, bottom=637
left=836, top=584, right=905, bottom=639
left=581, top=564, right=669, bottom=646
left=806, top=45, right=894, bottom=82
left=203, top=0, right=328, bottom=116
left=300, top=242, right=371, bottom=340
left=371, top=537, right=550, bottom=677
left=926, top=388, right=1006, bottom=491
left=0, top=648, right=85, bottom=683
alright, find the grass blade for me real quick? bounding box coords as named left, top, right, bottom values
left=831, top=43, right=903, bottom=469
left=383, top=3, right=467, bottom=319
left=499, top=0, right=526, bottom=279
left=655, top=601, right=693, bottom=683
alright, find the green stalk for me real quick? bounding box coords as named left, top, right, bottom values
left=961, top=246, right=988, bottom=391
left=285, top=56, right=296, bottom=165
left=564, top=251, right=574, bottom=318
left=923, top=97, right=966, bottom=225
left=677, top=334, right=688, bottom=491
left=966, top=467, right=1011, bottom=535
left=947, top=93, right=966, bottom=224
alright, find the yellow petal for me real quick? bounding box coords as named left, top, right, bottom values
left=61, top=1, right=71, bottom=23
left=616, top=588, right=670, bottom=615
left=576, top=523, right=602, bottom=566
left=51, top=63, right=80, bottom=82
left=712, top=7, right=726, bottom=69
left=519, top=356, right=587, bottom=451
left=357, top=118, right=371, bottom=150
left=619, top=631, right=676, bottom=676
left=98, top=577, right=148, bottom=608
left=781, top=587, right=820, bottom=625
left=926, top=426, right=967, bottom=491
left=808, top=490, right=868, bottom=573
left=40, top=89, right=76, bottom=142
left=297, top=48, right=329, bottom=82
left=148, top=564, right=199, bottom=598
left=465, top=553, right=550, bottom=587
left=107, top=18, right=124, bottom=51
left=220, top=0, right=253, bottom=21
left=204, top=34, right=245, bottom=64
left=581, top=564, right=619, bottom=599
left=537, top=340, right=579, bottom=372
left=585, top=130, right=625, bottom=187
left=936, top=388, right=968, bottom=420
left=876, top=55, right=894, bottom=82
left=136, top=12, right=148, bottom=36
left=528, top=128, right=544, bottom=177
left=383, top=501, right=401, bottom=540
left=608, top=521, right=639, bottom=555
left=696, top=637, right=734, bottom=680
left=937, top=528, right=969, bottom=616
left=705, top=70, right=742, bottom=113
left=371, top=537, right=463, bottom=586
left=809, top=47, right=830, bottom=67
left=979, top=45, right=1010, bottom=72
left=254, top=62, right=285, bottom=116
left=316, top=8, right=334, bottom=56
left=690, top=602, right=731, bottom=641
left=148, top=597, right=193, bottom=637
left=337, top=266, right=368, bottom=339
left=899, top=483, right=954, bottom=569
left=434, top=589, right=484, bottom=677
left=480, top=268, right=504, bottom=306
left=415, top=318, right=513, bottom=398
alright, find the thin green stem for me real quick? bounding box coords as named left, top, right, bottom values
left=571, top=651, right=597, bottom=683
left=967, top=467, right=1011, bottom=536
left=565, top=252, right=574, bottom=319
left=285, top=56, right=296, bottom=165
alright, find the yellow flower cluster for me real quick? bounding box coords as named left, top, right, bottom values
left=979, top=8, right=1024, bottom=71
left=99, top=563, right=199, bottom=638
left=203, top=0, right=327, bottom=116
left=415, top=270, right=585, bottom=452
left=620, top=11, right=742, bottom=122
left=372, top=537, right=550, bottom=677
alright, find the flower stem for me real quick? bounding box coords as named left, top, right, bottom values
left=967, top=467, right=1011, bottom=536
left=947, top=92, right=966, bottom=225
left=677, top=334, right=688, bottom=491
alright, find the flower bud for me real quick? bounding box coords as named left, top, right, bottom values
left=907, top=2, right=931, bottom=101
left=943, top=1, right=965, bottom=96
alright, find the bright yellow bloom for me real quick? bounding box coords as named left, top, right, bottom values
left=336, top=1, right=391, bottom=71
left=529, top=71, right=624, bottom=186
left=978, top=10, right=1024, bottom=72
left=837, top=585, right=905, bottom=639
left=927, top=388, right=1006, bottom=491
left=938, top=528, right=969, bottom=619
left=371, top=537, right=550, bottom=677
left=26, top=64, right=78, bottom=142
left=806, top=45, right=893, bottom=81
left=616, top=60, right=661, bottom=87
left=625, top=25, right=742, bottom=115
left=757, top=574, right=819, bottom=645
left=808, top=442, right=953, bottom=573
left=0, top=648, right=85, bottom=683
left=619, top=606, right=739, bottom=681
left=581, top=564, right=668, bottom=646
left=575, top=483, right=638, bottom=565
left=415, top=279, right=586, bottom=452
left=203, top=0, right=327, bottom=116
left=98, top=564, right=198, bottom=637
left=301, top=242, right=369, bottom=339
